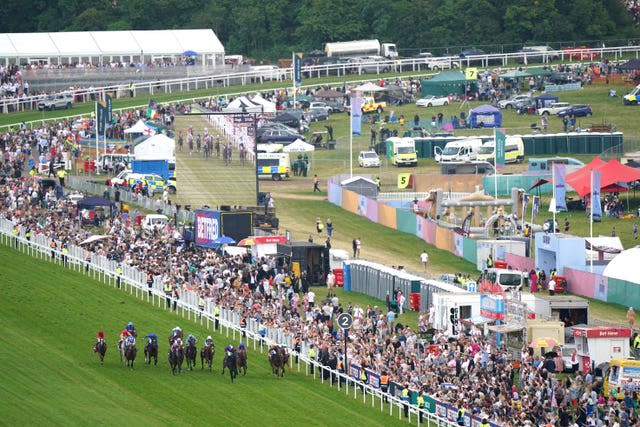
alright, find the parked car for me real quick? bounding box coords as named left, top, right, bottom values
left=561, top=46, right=599, bottom=61
left=308, top=101, right=333, bottom=114
left=353, top=56, right=392, bottom=73
left=413, top=52, right=459, bottom=70
left=358, top=150, right=381, bottom=168
left=498, top=95, right=532, bottom=109
left=38, top=92, right=74, bottom=111
left=258, top=128, right=305, bottom=144
left=416, top=95, right=450, bottom=107
left=459, top=48, right=501, bottom=66
left=549, top=72, right=578, bottom=84
left=538, top=102, right=572, bottom=116
left=556, top=104, right=592, bottom=118
left=307, top=107, right=329, bottom=121
left=106, top=169, right=132, bottom=187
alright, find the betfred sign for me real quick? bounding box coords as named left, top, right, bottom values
left=194, top=209, right=220, bottom=248
left=573, top=326, right=631, bottom=339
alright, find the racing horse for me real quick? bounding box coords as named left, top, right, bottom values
left=185, top=338, right=198, bottom=371
left=236, top=346, right=248, bottom=376
left=221, top=346, right=238, bottom=382
left=269, top=345, right=288, bottom=377
left=201, top=342, right=215, bottom=371
left=168, top=343, right=184, bottom=375
left=123, top=342, right=137, bottom=368
left=93, top=339, right=107, bottom=364
left=144, top=338, right=158, bottom=365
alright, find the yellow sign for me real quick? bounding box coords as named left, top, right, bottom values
left=465, top=67, right=478, bottom=80
left=397, top=173, right=412, bottom=189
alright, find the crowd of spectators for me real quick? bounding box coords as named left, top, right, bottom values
left=627, top=1, right=640, bottom=24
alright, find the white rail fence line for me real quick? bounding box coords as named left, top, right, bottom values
left=3, top=43, right=639, bottom=118
left=0, top=217, right=457, bottom=427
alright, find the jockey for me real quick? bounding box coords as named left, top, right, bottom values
left=118, top=327, right=130, bottom=350
left=94, top=331, right=105, bottom=352
left=126, top=321, right=137, bottom=337
left=187, top=334, right=197, bottom=346
left=205, top=336, right=214, bottom=347
left=238, top=342, right=246, bottom=352
left=225, top=344, right=234, bottom=356
left=144, top=333, right=158, bottom=344
left=171, top=337, right=183, bottom=350
left=169, top=326, right=182, bottom=345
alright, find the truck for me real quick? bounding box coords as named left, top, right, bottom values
left=386, top=137, right=417, bottom=167
left=476, top=136, right=525, bottom=164
left=324, top=39, right=398, bottom=59
left=132, top=159, right=170, bottom=180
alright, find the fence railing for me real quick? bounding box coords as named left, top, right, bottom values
left=0, top=216, right=460, bottom=426
left=4, top=43, right=640, bottom=117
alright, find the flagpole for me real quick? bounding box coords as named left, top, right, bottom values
left=292, top=52, right=296, bottom=110
left=493, top=128, right=498, bottom=198
left=552, top=162, right=556, bottom=233
left=521, top=193, right=526, bottom=229
left=590, top=170, right=594, bottom=272
left=349, top=98, right=353, bottom=178
left=95, top=102, right=99, bottom=166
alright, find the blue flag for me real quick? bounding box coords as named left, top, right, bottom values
left=532, top=196, right=540, bottom=220
left=553, top=163, right=567, bottom=212
left=96, top=101, right=107, bottom=135
left=293, top=54, right=302, bottom=87
left=592, top=170, right=602, bottom=220
left=522, top=193, right=529, bottom=213
left=351, top=97, right=363, bottom=136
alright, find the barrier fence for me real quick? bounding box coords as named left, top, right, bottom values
left=0, top=216, right=479, bottom=427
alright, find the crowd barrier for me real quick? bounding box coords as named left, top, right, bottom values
left=0, top=215, right=495, bottom=427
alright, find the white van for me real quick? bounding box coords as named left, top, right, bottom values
left=484, top=268, right=524, bottom=292
left=476, top=136, right=525, bottom=164
left=141, top=214, right=169, bottom=234
left=434, top=138, right=483, bottom=163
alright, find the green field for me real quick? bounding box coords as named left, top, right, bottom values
left=0, top=244, right=419, bottom=427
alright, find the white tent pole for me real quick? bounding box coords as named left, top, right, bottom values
left=590, top=170, right=594, bottom=273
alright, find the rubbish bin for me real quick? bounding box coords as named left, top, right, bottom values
left=410, top=292, right=420, bottom=311
left=333, top=268, right=344, bottom=287
left=84, top=160, right=96, bottom=174
left=494, top=261, right=507, bottom=269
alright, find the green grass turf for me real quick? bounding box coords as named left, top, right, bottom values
left=0, top=244, right=421, bottom=427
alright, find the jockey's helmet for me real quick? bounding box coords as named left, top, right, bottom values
left=206, top=335, right=212, bottom=341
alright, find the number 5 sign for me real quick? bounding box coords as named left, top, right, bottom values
left=337, top=313, right=353, bottom=330
left=397, top=173, right=412, bottom=189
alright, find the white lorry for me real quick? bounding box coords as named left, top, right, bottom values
left=434, top=138, right=483, bottom=163
left=324, top=39, right=398, bottom=59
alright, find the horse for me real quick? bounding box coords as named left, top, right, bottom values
left=237, top=347, right=248, bottom=376
left=185, top=340, right=197, bottom=371
left=168, top=345, right=184, bottom=375
left=269, top=345, right=288, bottom=377
left=144, top=339, right=158, bottom=365
left=123, top=343, right=137, bottom=368
left=222, top=348, right=238, bottom=382
left=94, top=340, right=107, bottom=364
left=201, top=343, right=215, bottom=371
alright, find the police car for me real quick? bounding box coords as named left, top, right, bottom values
left=126, top=173, right=167, bottom=194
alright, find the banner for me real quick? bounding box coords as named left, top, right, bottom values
left=495, top=128, right=506, bottom=169
left=96, top=101, right=107, bottom=135
left=522, top=193, right=529, bottom=213
left=293, top=54, right=302, bottom=87
left=461, top=212, right=473, bottom=237
left=532, top=196, right=540, bottom=220
left=105, top=94, right=112, bottom=124
left=194, top=209, right=221, bottom=248
left=592, top=170, right=602, bottom=220
left=351, top=97, right=363, bottom=136
left=553, top=163, right=567, bottom=212
left=397, top=173, right=411, bottom=189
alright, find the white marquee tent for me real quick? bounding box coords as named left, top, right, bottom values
left=134, top=134, right=175, bottom=161
left=124, top=119, right=155, bottom=135
left=250, top=94, right=277, bottom=113
left=223, top=96, right=264, bottom=113
left=0, top=29, right=225, bottom=66
left=603, top=246, right=640, bottom=284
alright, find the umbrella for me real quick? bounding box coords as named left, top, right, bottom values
left=79, top=235, right=110, bottom=245
left=237, top=238, right=256, bottom=247
left=529, top=337, right=558, bottom=349
left=354, top=82, right=385, bottom=92
left=183, top=50, right=198, bottom=57
left=213, top=235, right=236, bottom=245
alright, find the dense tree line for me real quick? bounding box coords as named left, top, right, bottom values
left=2, top=0, right=638, bottom=59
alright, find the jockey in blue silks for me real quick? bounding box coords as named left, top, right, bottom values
left=144, top=333, right=158, bottom=344
left=187, top=334, right=197, bottom=346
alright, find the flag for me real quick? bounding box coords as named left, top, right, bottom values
left=461, top=212, right=473, bottom=237
left=96, top=101, right=107, bottom=135
left=351, top=96, right=363, bottom=136
left=293, top=53, right=302, bottom=87
left=495, top=128, right=506, bottom=169
left=522, top=193, right=529, bottom=213
left=105, top=94, right=113, bottom=124
left=592, top=170, right=602, bottom=220
left=553, top=163, right=567, bottom=212
left=532, top=196, right=540, bottom=220
left=146, top=99, right=158, bottom=120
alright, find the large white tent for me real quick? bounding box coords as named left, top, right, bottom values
left=0, top=29, right=224, bottom=66
left=603, top=246, right=640, bottom=284
left=250, top=94, right=277, bottom=113
left=134, top=134, right=175, bottom=160
left=124, top=119, right=155, bottom=135
left=223, top=96, right=264, bottom=113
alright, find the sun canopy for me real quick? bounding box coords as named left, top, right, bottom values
left=124, top=119, right=155, bottom=135
left=566, top=158, right=640, bottom=197
left=354, top=82, right=384, bottom=92
left=283, top=139, right=315, bottom=152
left=315, top=89, right=344, bottom=99
left=603, top=246, right=640, bottom=284
left=469, top=104, right=502, bottom=128
left=250, top=94, right=276, bottom=113
left=420, top=71, right=475, bottom=97
left=224, top=96, right=264, bottom=113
